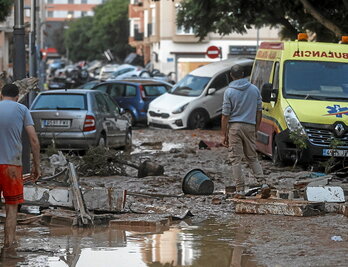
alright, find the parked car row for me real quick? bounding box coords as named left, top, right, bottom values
left=33, top=58, right=253, bottom=151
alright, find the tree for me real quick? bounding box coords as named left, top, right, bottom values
left=89, top=0, right=133, bottom=62
left=64, top=0, right=133, bottom=62
left=64, top=16, right=94, bottom=62
left=0, top=0, right=13, bottom=22
left=177, top=0, right=348, bottom=42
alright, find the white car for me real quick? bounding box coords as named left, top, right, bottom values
left=98, top=64, right=120, bottom=80
left=107, top=64, right=151, bottom=80
left=147, top=58, right=254, bottom=129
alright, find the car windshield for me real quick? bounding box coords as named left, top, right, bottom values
left=284, top=61, right=348, bottom=101
left=143, top=85, right=168, bottom=96
left=169, top=74, right=211, bottom=96
left=111, top=68, right=135, bottom=78
left=31, top=94, right=87, bottom=110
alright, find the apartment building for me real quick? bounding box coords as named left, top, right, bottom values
left=129, top=0, right=279, bottom=80
left=44, top=0, right=104, bottom=48
left=0, top=0, right=31, bottom=73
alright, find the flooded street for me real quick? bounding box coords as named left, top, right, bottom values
left=1, top=127, right=348, bottom=266
left=5, top=219, right=259, bottom=267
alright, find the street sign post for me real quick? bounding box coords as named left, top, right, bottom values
left=206, top=46, right=221, bottom=59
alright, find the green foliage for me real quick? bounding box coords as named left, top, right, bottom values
left=289, top=130, right=308, bottom=151
left=177, top=0, right=347, bottom=42
left=320, top=138, right=344, bottom=174
left=64, top=0, right=132, bottom=62
left=64, top=16, right=94, bottom=62
left=0, top=0, right=12, bottom=22
left=289, top=129, right=308, bottom=168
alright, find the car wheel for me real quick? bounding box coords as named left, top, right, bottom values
left=139, top=70, right=151, bottom=78
left=188, top=110, right=209, bottom=129
left=272, top=138, right=283, bottom=166
left=124, top=130, right=132, bottom=151
left=124, top=110, right=135, bottom=126
left=98, top=134, right=107, bottom=148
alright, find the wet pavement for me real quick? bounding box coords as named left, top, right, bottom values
left=1, top=219, right=259, bottom=267
left=1, top=127, right=348, bottom=266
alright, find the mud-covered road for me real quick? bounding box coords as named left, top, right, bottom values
left=1, top=127, right=348, bottom=266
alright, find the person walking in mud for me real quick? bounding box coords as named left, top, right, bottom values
left=221, top=64, right=263, bottom=197
left=0, top=84, right=41, bottom=258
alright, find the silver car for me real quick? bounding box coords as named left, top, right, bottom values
left=30, top=90, right=132, bottom=151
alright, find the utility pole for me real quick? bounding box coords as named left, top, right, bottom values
left=29, top=0, right=37, bottom=78
left=13, top=0, right=26, bottom=81
left=13, top=0, right=30, bottom=174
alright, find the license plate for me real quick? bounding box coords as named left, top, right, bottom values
left=151, top=119, right=163, bottom=124
left=42, top=119, right=71, bottom=128
left=323, top=149, right=348, bottom=157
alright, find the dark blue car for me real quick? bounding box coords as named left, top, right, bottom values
left=92, top=79, right=172, bottom=125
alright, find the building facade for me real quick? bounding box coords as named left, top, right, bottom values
left=129, top=0, right=279, bottom=80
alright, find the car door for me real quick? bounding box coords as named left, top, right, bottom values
left=103, top=94, right=128, bottom=145
left=108, top=83, right=126, bottom=108
left=202, top=71, right=230, bottom=118
left=94, top=93, right=118, bottom=145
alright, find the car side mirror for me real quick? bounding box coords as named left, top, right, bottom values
left=261, top=83, right=273, bottom=103
left=207, top=88, right=216, bottom=95
left=119, top=108, right=125, bottom=114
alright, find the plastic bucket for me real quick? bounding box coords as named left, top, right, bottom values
left=182, top=169, right=214, bottom=195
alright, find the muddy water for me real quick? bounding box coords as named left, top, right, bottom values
left=1, top=220, right=259, bottom=267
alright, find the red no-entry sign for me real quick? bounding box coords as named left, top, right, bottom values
left=206, top=46, right=221, bottom=59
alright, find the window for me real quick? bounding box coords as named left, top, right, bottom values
left=169, top=75, right=211, bottom=97
left=176, top=26, right=195, bottom=35
left=68, top=0, right=74, bottom=4
left=94, top=84, right=109, bottom=93
left=209, top=72, right=229, bottom=90
left=283, top=61, right=348, bottom=100
left=32, top=94, right=86, bottom=110
left=110, top=84, right=125, bottom=97
left=81, top=11, right=87, bottom=17
left=104, top=95, right=120, bottom=114
left=125, top=85, right=136, bottom=97
left=81, top=0, right=87, bottom=3
left=47, top=11, right=53, bottom=18
left=143, top=85, right=167, bottom=96
left=47, top=0, right=53, bottom=4
left=250, top=60, right=274, bottom=90
left=273, top=62, right=280, bottom=90
left=68, top=11, right=74, bottom=17
left=95, top=94, right=108, bottom=113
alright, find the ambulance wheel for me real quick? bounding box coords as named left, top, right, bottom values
left=272, top=139, right=283, bottom=166
left=188, top=109, right=208, bottom=129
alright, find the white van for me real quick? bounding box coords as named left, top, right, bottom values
left=147, top=58, right=254, bottom=129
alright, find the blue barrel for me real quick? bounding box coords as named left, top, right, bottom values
left=182, top=169, right=214, bottom=195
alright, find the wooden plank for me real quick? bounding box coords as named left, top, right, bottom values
left=232, top=198, right=325, bottom=216
left=68, top=162, right=93, bottom=226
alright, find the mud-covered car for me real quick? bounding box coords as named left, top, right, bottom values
left=30, top=90, right=132, bottom=151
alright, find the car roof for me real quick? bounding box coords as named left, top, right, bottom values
left=99, top=79, right=172, bottom=86
left=190, top=58, right=254, bottom=77
left=39, top=89, right=102, bottom=95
